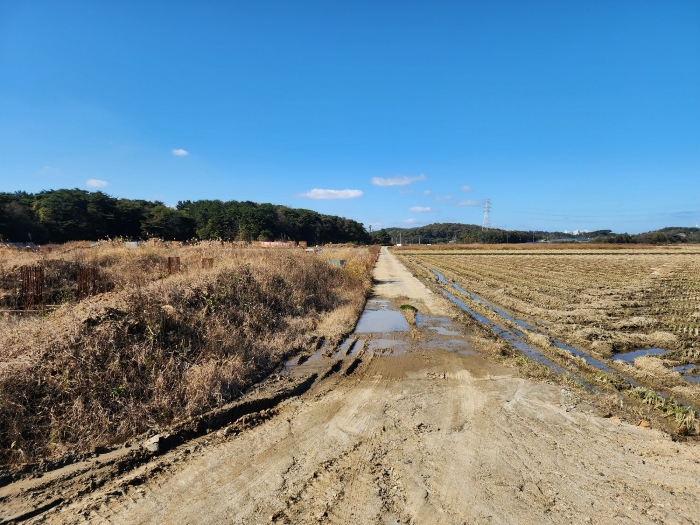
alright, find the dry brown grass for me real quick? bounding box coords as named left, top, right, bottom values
left=0, top=243, right=378, bottom=467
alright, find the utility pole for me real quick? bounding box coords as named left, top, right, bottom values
left=482, top=199, right=491, bottom=230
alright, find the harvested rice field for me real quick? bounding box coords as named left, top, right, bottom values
left=396, top=245, right=700, bottom=412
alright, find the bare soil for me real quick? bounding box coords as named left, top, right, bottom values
left=2, top=247, right=699, bottom=524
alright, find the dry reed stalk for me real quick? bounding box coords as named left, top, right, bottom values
left=0, top=245, right=376, bottom=467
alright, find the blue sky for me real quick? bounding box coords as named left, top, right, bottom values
left=1, top=1, right=698, bottom=234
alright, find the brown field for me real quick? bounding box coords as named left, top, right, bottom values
left=0, top=241, right=378, bottom=467
left=394, top=242, right=700, bottom=252
left=396, top=245, right=700, bottom=413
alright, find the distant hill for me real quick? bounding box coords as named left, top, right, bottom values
left=369, top=223, right=700, bottom=245
left=592, top=227, right=700, bottom=244
left=0, top=189, right=370, bottom=245
left=370, top=223, right=546, bottom=245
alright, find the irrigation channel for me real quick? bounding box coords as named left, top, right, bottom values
left=424, top=265, right=699, bottom=401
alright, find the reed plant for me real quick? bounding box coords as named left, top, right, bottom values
left=0, top=243, right=377, bottom=467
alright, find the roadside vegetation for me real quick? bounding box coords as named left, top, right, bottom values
left=0, top=241, right=379, bottom=468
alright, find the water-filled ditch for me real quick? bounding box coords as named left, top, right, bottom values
left=428, top=267, right=700, bottom=388
left=429, top=269, right=627, bottom=382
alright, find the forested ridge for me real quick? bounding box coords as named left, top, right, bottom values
left=370, top=224, right=700, bottom=245
left=0, top=189, right=370, bottom=244
left=371, top=223, right=545, bottom=244
left=3, top=190, right=696, bottom=245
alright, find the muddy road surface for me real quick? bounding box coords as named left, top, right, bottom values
left=3, top=247, right=699, bottom=524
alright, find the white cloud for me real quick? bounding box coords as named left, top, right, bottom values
left=172, top=148, right=189, bottom=156
left=299, top=188, right=364, bottom=199
left=458, top=199, right=481, bottom=207
left=371, top=173, right=426, bottom=187
left=86, top=179, right=108, bottom=188
left=435, top=195, right=453, bottom=201
left=402, top=218, right=418, bottom=224
left=461, top=185, right=474, bottom=192
left=422, top=190, right=431, bottom=195
left=409, top=206, right=431, bottom=212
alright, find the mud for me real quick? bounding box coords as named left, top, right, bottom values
left=2, top=247, right=700, bottom=525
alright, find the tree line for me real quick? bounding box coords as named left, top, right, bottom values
left=370, top=223, right=700, bottom=245
left=0, top=189, right=371, bottom=244
left=370, top=223, right=544, bottom=245
left=593, top=227, right=700, bottom=244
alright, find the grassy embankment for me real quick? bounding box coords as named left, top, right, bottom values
left=0, top=241, right=379, bottom=467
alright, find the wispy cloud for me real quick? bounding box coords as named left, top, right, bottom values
left=422, top=190, right=431, bottom=195
left=371, top=173, right=426, bottom=187
left=435, top=194, right=452, bottom=201
left=402, top=218, right=418, bottom=224
left=409, top=206, right=431, bottom=212
left=461, top=185, right=474, bottom=192
left=299, top=188, right=363, bottom=199
left=172, top=148, right=189, bottom=156
left=458, top=199, right=481, bottom=207
left=86, top=179, right=108, bottom=188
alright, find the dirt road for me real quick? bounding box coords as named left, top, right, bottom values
left=6, top=247, right=700, bottom=524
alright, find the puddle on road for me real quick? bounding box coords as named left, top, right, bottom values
left=355, top=299, right=409, bottom=333
left=613, top=348, right=668, bottom=364
left=421, top=338, right=476, bottom=356
left=428, top=326, right=461, bottom=336
left=348, top=339, right=365, bottom=357
left=281, top=340, right=330, bottom=376
left=308, top=348, right=324, bottom=361
left=332, top=338, right=356, bottom=359
left=363, top=299, right=392, bottom=311
left=283, top=356, right=299, bottom=370
left=416, top=314, right=451, bottom=328
left=368, top=339, right=406, bottom=356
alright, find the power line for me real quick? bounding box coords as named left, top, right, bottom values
left=513, top=209, right=700, bottom=219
